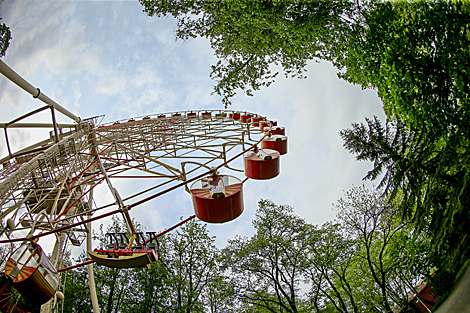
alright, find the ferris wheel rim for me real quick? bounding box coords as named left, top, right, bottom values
left=0, top=109, right=276, bottom=245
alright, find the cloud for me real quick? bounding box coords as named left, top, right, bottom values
left=0, top=1, right=103, bottom=124
left=96, top=74, right=128, bottom=96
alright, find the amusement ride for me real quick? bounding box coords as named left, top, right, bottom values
left=0, top=60, right=288, bottom=312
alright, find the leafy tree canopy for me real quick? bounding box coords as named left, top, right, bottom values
left=58, top=196, right=434, bottom=312
left=0, top=16, right=11, bottom=57
left=140, top=0, right=470, bottom=128
left=331, top=0, right=470, bottom=135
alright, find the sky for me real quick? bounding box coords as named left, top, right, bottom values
left=0, top=0, right=386, bottom=254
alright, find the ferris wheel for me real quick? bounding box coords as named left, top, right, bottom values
left=0, top=60, right=288, bottom=312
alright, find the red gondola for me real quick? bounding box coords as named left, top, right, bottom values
left=187, top=112, right=197, bottom=118
left=158, top=114, right=166, bottom=119
left=190, top=174, right=244, bottom=223
left=244, top=148, right=280, bottom=180
left=264, top=126, right=285, bottom=135
left=259, top=121, right=270, bottom=130
left=241, top=114, right=253, bottom=123
left=261, top=135, right=288, bottom=155
left=201, top=112, right=211, bottom=119
left=166, top=113, right=182, bottom=125
left=232, top=112, right=241, bottom=120
left=251, top=116, right=264, bottom=127
left=3, top=242, right=59, bottom=305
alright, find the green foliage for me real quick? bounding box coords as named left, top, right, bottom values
left=220, top=197, right=430, bottom=313
left=429, top=270, right=455, bottom=296
left=305, top=222, right=363, bottom=313
left=160, top=218, right=220, bottom=312
left=62, top=253, right=94, bottom=313
left=124, top=257, right=171, bottom=312
left=59, top=196, right=433, bottom=312
left=222, top=199, right=312, bottom=313
left=0, top=16, right=11, bottom=58
left=340, top=116, right=470, bottom=270
left=331, top=1, right=470, bottom=133
left=139, top=0, right=470, bottom=271
left=140, top=1, right=469, bottom=116
left=334, top=2, right=470, bottom=270
left=335, top=186, right=432, bottom=312
left=62, top=216, right=222, bottom=312
left=203, top=271, right=237, bottom=313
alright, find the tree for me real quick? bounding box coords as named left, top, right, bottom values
left=329, top=1, right=470, bottom=134
left=63, top=216, right=146, bottom=313
left=62, top=217, right=221, bottom=313
left=92, top=217, right=137, bottom=313
left=334, top=6, right=470, bottom=263
left=334, top=186, right=434, bottom=313
left=330, top=2, right=470, bottom=271
left=0, top=16, right=11, bottom=57
left=221, top=197, right=430, bottom=313
left=58, top=196, right=433, bottom=312
left=124, top=253, right=172, bottom=312
left=160, top=218, right=220, bottom=313
left=336, top=186, right=404, bottom=312
left=203, top=273, right=237, bottom=313
left=139, top=0, right=351, bottom=106
left=140, top=0, right=470, bottom=271
left=304, top=222, right=363, bottom=313
left=222, top=199, right=312, bottom=313
left=301, top=186, right=433, bottom=313
left=62, top=252, right=94, bottom=313
left=340, top=117, right=470, bottom=270
left=140, top=1, right=469, bottom=117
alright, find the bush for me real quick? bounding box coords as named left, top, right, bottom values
left=430, top=270, right=455, bottom=296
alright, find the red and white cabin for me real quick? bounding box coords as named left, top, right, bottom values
left=190, top=174, right=244, bottom=223
left=241, top=114, right=253, bottom=123
left=261, top=135, right=288, bottom=155
left=244, top=148, right=280, bottom=180
left=264, top=126, right=285, bottom=136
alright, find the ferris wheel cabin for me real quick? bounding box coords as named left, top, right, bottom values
left=262, top=135, right=288, bottom=155
left=190, top=174, right=244, bottom=223
left=264, top=126, right=285, bottom=135
left=3, top=243, right=59, bottom=305
left=244, top=148, right=280, bottom=180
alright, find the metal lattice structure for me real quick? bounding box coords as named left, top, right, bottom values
left=1, top=110, right=267, bottom=246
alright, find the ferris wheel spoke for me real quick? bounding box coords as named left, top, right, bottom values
left=90, top=173, right=183, bottom=214
left=110, top=140, right=181, bottom=176
left=92, top=133, right=178, bottom=175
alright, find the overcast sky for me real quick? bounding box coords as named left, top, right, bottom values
left=0, top=0, right=386, bottom=253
